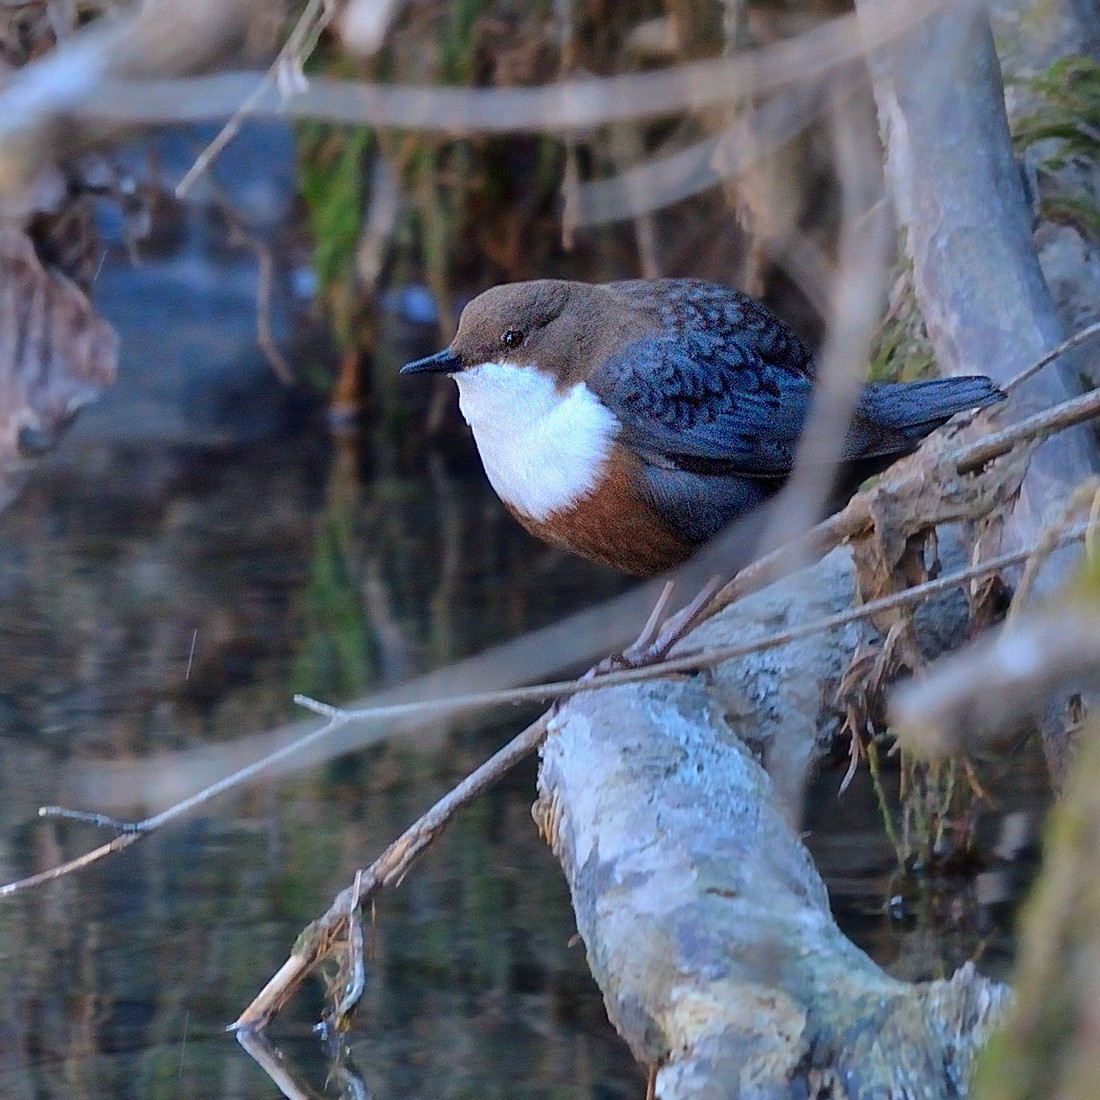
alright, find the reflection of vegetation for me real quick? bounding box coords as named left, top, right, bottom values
left=1013, top=56, right=1100, bottom=242
left=899, top=755, right=975, bottom=870
left=867, top=731, right=977, bottom=871
left=292, top=446, right=376, bottom=702
left=293, top=510, right=375, bottom=701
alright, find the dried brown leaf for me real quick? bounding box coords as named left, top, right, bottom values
left=850, top=417, right=1031, bottom=621
left=0, top=225, right=117, bottom=510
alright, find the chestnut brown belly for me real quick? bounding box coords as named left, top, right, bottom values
left=505, top=451, right=695, bottom=577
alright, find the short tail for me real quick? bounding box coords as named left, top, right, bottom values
left=859, top=376, right=1005, bottom=444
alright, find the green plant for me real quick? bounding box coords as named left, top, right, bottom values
left=1013, top=56, right=1100, bottom=242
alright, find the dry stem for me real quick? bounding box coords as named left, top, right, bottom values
left=175, top=0, right=335, bottom=197
left=232, top=711, right=551, bottom=1030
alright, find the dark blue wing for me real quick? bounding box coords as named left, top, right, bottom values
left=587, top=332, right=813, bottom=478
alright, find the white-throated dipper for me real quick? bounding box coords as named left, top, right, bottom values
left=401, top=278, right=1004, bottom=576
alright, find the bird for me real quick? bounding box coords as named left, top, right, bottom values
left=401, top=278, right=1005, bottom=577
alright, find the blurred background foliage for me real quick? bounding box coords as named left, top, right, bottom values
left=292, top=0, right=856, bottom=428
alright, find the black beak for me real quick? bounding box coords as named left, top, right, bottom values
left=400, top=349, right=463, bottom=376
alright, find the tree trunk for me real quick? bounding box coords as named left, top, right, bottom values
left=856, top=0, right=1100, bottom=786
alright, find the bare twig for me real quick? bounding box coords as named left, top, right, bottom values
left=955, top=386, right=1100, bottom=475
left=189, top=164, right=295, bottom=383
left=175, top=0, right=336, bottom=198
left=233, top=711, right=552, bottom=1030
left=1003, top=319, right=1100, bottom=395
left=82, top=0, right=958, bottom=136
left=0, top=709, right=351, bottom=898
left=38, top=807, right=143, bottom=831
left=0, top=826, right=146, bottom=898
left=756, top=88, right=890, bottom=559
left=639, top=576, right=723, bottom=662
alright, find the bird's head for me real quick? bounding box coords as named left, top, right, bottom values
left=400, top=280, right=608, bottom=391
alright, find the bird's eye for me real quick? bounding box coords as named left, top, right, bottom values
left=502, top=329, right=524, bottom=349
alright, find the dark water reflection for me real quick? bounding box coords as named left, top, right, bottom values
left=0, top=125, right=1044, bottom=1098
left=0, top=403, right=643, bottom=1097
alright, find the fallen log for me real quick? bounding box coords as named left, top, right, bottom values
left=536, top=675, right=1011, bottom=1097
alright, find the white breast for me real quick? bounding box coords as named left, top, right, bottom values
left=453, top=361, right=619, bottom=520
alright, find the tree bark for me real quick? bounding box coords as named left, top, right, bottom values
left=536, top=672, right=1010, bottom=1098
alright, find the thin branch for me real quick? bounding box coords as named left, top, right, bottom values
left=0, top=711, right=348, bottom=898
left=80, top=0, right=958, bottom=136
left=1003, top=319, right=1100, bottom=395
left=955, top=386, right=1100, bottom=475
left=38, top=807, right=143, bottom=831
left=0, top=829, right=147, bottom=897
left=320, top=532, right=1088, bottom=716
left=6, top=363, right=1098, bottom=890
left=175, top=0, right=335, bottom=198
left=236, top=1027, right=320, bottom=1100
left=233, top=711, right=552, bottom=1030
left=632, top=580, right=677, bottom=656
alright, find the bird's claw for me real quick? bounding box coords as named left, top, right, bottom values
left=590, top=577, right=724, bottom=676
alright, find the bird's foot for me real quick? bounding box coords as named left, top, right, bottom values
left=592, top=577, right=723, bottom=674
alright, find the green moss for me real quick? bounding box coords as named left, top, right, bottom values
left=1012, top=55, right=1100, bottom=245
left=869, top=257, right=937, bottom=384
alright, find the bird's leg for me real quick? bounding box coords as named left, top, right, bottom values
left=630, top=581, right=678, bottom=656
left=594, top=577, right=723, bottom=674
left=582, top=582, right=676, bottom=679
left=627, top=576, right=723, bottom=665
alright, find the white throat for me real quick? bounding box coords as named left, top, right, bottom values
left=453, top=361, right=619, bottom=520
